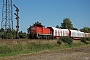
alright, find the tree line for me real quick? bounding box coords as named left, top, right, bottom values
left=55, top=18, right=90, bottom=33
left=0, top=18, right=90, bottom=39
left=0, top=28, right=28, bottom=39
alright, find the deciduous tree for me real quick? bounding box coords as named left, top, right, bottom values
left=60, top=18, right=73, bottom=29
left=80, top=27, right=90, bottom=33
left=56, top=25, right=60, bottom=28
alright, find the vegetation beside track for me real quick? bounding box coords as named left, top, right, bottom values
left=0, top=39, right=90, bottom=58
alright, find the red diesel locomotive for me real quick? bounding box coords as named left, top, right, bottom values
left=29, top=25, right=52, bottom=39
left=29, top=25, right=90, bottom=39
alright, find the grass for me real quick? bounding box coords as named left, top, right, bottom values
left=0, top=39, right=90, bottom=58
left=0, top=40, right=57, bottom=57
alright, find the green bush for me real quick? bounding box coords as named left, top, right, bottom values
left=57, top=40, right=62, bottom=45
left=19, top=34, right=28, bottom=39
left=64, top=37, right=73, bottom=45
left=57, top=36, right=73, bottom=45
left=86, top=37, right=90, bottom=41
left=81, top=38, right=88, bottom=44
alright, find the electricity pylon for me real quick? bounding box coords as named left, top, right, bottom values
left=1, top=0, right=13, bottom=38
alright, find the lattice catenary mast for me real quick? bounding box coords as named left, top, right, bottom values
left=1, top=0, right=13, bottom=31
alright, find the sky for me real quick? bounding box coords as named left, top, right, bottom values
left=0, top=0, right=90, bottom=33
